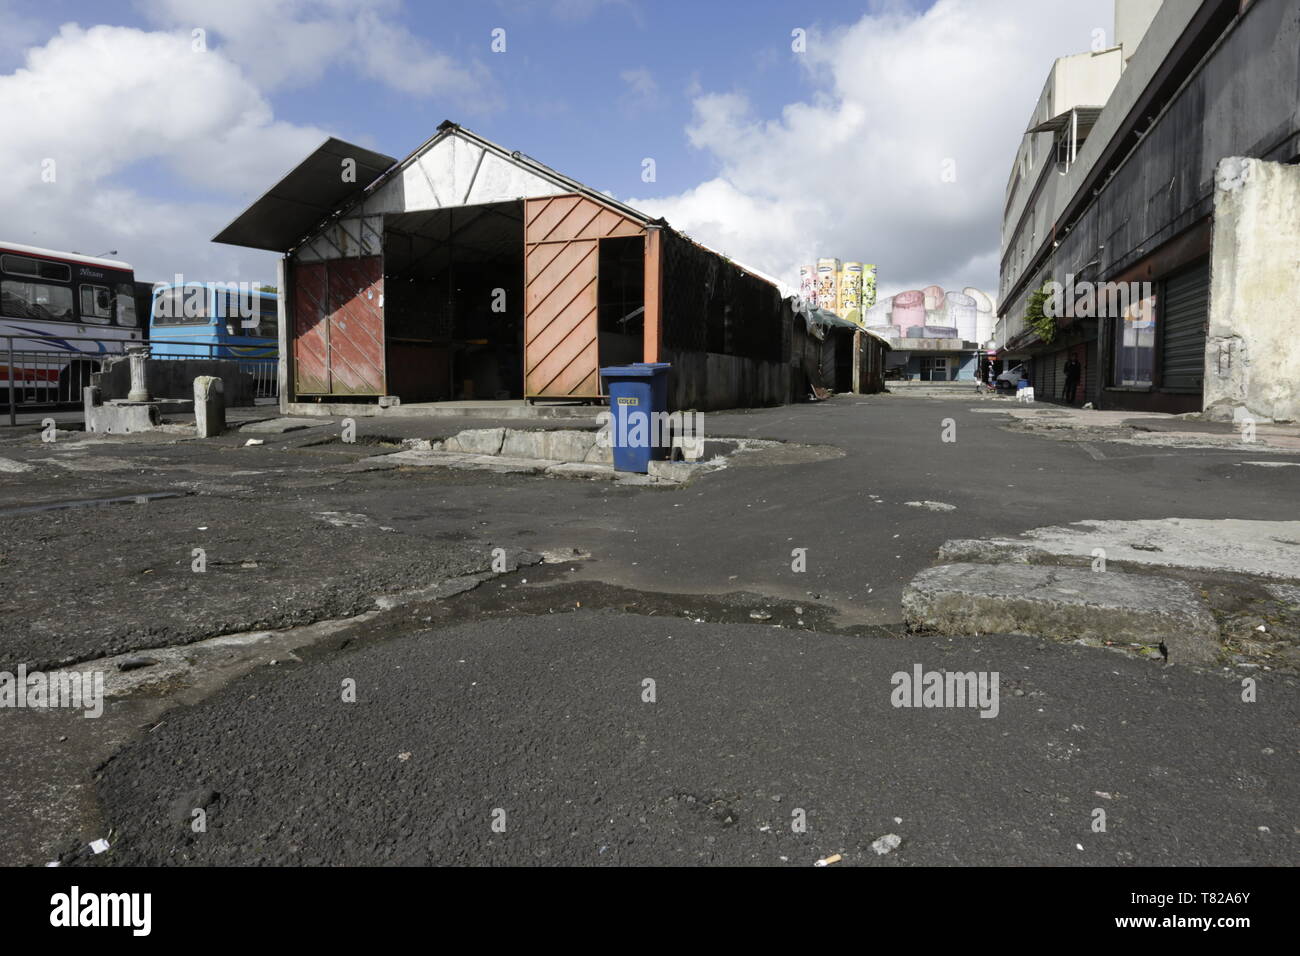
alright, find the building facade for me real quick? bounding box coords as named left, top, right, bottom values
left=996, top=0, right=1300, bottom=421
left=864, top=285, right=996, bottom=381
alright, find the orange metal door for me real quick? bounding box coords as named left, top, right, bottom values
left=524, top=195, right=643, bottom=399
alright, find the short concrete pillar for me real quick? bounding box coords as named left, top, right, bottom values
left=194, top=376, right=225, bottom=437
left=126, top=346, right=151, bottom=403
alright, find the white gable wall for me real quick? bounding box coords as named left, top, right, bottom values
left=292, top=130, right=617, bottom=262
left=363, top=132, right=566, bottom=215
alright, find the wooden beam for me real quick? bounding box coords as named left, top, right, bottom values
left=643, top=225, right=663, bottom=363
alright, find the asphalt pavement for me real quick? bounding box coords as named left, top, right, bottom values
left=1, top=394, right=1296, bottom=865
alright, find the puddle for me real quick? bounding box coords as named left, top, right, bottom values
left=0, top=490, right=187, bottom=517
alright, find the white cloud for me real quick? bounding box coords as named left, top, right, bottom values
left=137, top=0, right=491, bottom=101
left=620, top=67, right=657, bottom=100
left=628, top=0, right=1113, bottom=300
left=0, top=23, right=327, bottom=281
left=2, top=4, right=492, bottom=284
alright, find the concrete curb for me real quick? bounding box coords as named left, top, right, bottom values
left=902, top=563, right=1220, bottom=664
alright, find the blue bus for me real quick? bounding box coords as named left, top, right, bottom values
left=149, top=282, right=278, bottom=397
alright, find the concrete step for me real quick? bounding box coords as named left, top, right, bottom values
left=902, top=562, right=1220, bottom=664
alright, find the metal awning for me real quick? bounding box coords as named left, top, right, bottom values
left=1026, top=107, right=1105, bottom=135
left=212, top=138, right=397, bottom=252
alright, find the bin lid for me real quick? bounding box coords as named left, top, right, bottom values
left=600, top=364, right=668, bottom=377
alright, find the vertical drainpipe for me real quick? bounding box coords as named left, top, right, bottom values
left=276, top=255, right=290, bottom=415
left=643, top=224, right=663, bottom=363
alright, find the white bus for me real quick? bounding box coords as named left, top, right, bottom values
left=0, top=242, right=142, bottom=403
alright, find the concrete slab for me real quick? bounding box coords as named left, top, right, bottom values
left=372, top=449, right=549, bottom=474
left=544, top=462, right=614, bottom=480
left=939, top=518, right=1300, bottom=581
left=241, top=417, right=331, bottom=435
left=501, top=428, right=596, bottom=462
left=442, top=428, right=504, bottom=455
left=646, top=459, right=719, bottom=483
left=286, top=400, right=599, bottom=421
left=902, top=563, right=1220, bottom=664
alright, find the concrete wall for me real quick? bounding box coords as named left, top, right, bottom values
left=93, top=356, right=255, bottom=407
left=1204, top=158, right=1300, bottom=423
left=1116, top=0, right=1165, bottom=64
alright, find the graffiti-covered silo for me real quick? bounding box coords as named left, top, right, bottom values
left=862, top=264, right=878, bottom=311
left=965, top=287, right=995, bottom=344
left=945, top=291, right=978, bottom=341
left=799, top=265, right=818, bottom=307
left=839, top=262, right=864, bottom=324
left=816, top=258, right=840, bottom=314
left=864, top=295, right=892, bottom=328
left=891, top=290, right=926, bottom=333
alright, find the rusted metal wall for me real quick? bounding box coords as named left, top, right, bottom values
left=291, top=256, right=385, bottom=396
left=524, top=194, right=643, bottom=399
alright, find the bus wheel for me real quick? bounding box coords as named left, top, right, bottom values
left=58, top=360, right=98, bottom=403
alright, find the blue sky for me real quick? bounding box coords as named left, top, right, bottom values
left=0, top=0, right=1113, bottom=295
left=4, top=0, right=932, bottom=202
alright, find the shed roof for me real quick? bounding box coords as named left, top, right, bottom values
left=212, top=138, right=397, bottom=252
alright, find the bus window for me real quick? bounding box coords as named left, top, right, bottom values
left=80, top=284, right=114, bottom=324
left=115, top=282, right=138, bottom=326
left=151, top=287, right=212, bottom=326
left=2, top=279, right=74, bottom=321
left=1, top=254, right=72, bottom=283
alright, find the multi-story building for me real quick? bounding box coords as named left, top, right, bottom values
left=996, top=0, right=1300, bottom=421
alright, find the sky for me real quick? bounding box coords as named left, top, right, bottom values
left=0, top=0, right=1114, bottom=298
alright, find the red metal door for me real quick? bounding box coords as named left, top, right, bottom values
left=326, top=257, right=385, bottom=396
left=293, top=261, right=330, bottom=394
left=291, top=256, right=385, bottom=396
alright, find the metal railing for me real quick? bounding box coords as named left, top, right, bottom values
left=3, top=333, right=278, bottom=425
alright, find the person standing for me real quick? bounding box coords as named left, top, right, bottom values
left=1063, top=354, right=1082, bottom=404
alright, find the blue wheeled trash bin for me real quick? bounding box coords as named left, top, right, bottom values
left=599, top=362, right=672, bottom=473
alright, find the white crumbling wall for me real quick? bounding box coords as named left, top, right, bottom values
left=1205, top=158, right=1300, bottom=424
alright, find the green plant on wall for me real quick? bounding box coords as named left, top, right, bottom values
left=1025, top=284, right=1057, bottom=344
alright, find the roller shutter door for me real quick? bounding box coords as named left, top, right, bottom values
left=1161, top=263, right=1209, bottom=392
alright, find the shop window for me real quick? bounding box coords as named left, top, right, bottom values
left=1112, top=291, right=1155, bottom=386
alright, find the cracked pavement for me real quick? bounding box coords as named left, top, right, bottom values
left=1, top=395, right=1296, bottom=866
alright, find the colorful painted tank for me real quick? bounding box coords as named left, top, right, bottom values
left=891, top=290, right=927, bottom=333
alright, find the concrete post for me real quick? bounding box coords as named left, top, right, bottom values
left=1205, top=157, right=1300, bottom=424
left=126, top=345, right=151, bottom=402
left=194, top=376, right=226, bottom=437
left=852, top=331, right=863, bottom=394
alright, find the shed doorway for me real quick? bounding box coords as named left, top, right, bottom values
left=382, top=202, right=525, bottom=402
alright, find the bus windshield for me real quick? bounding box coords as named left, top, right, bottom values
left=151, top=287, right=212, bottom=326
